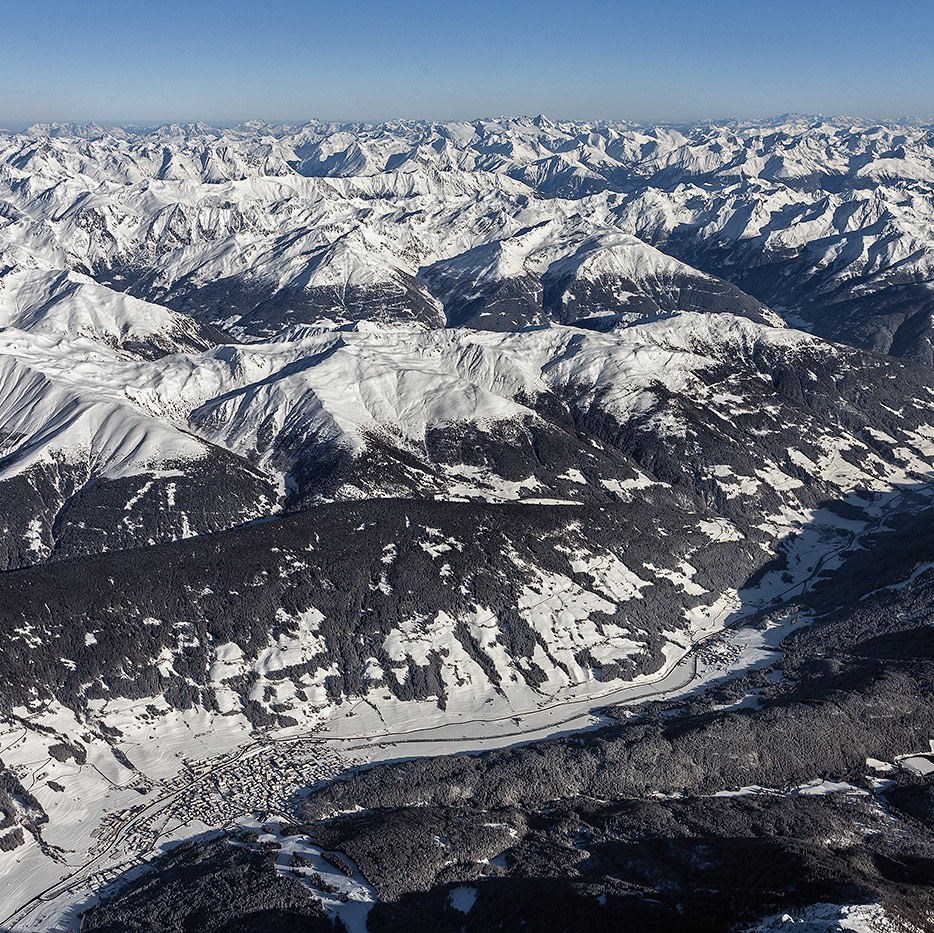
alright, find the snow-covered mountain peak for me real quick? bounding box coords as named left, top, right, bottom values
left=0, top=116, right=933, bottom=572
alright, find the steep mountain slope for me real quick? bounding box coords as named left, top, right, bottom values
left=79, top=498, right=934, bottom=933
left=0, top=264, right=225, bottom=358
left=2, top=309, right=933, bottom=568
left=0, top=320, right=279, bottom=568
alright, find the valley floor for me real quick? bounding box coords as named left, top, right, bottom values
left=2, top=483, right=930, bottom=932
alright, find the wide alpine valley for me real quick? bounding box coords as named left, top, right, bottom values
left=0, top=116, right=933, bottom=932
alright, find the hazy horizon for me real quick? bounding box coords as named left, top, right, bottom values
left=1, top=0, right=932, bottom=128
left=2, top=110, right=932, bottom=135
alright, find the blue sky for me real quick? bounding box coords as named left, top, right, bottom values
left=0, top=0, right=931, bottom=126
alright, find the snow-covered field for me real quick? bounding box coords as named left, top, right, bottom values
left=743, top=903, right=903, bottom=933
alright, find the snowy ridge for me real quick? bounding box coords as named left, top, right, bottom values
left=4, top=116, right=933, bottom=354
left=0, top=264, right=220, bottom=357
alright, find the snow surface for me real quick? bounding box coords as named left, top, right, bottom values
left=743, top=902, right=903, bottom=933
